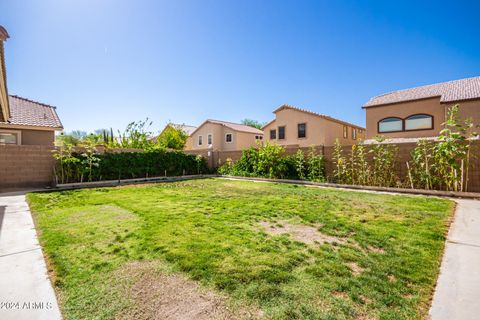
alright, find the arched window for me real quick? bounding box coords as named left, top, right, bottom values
left=405, top=114, right=433, bottom=131
left=378, top=117, right=402, bottom=133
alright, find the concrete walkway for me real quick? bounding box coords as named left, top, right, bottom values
left=0, top=192, right=62, bottom=320
left=430, top=199, right=480, bottom=320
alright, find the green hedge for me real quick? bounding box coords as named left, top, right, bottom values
left=55, top=150, right=208, bottom=184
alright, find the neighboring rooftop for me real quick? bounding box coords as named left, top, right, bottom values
left=1, top=95, right=63, bottom=129
left=263, top=104, right=365, bottom=129
left=192, top=119, right=263, bottom=135
left=364, top=77, right=480, bottom=108
left=172, top=124, right=197, bottom=136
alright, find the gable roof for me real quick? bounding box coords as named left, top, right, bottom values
left=363, top=76, right=480, bottom=108
left=170, top=123, right=197, bottom=136
left=191, top=119, right=263, bottom=135
left=0, top=95, right=63, bottom=129
left=263, top=104, right=365, bottom=129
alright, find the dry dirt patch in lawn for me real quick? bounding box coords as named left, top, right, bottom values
left=116, top=261, right=262, bottom=320
left=259, top=220, right=347, bottom=246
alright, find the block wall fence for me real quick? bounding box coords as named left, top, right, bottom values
left=1, top=142, right=479, bottom=192
left=0, top=145, right=56, bottom=189
left=187, top=141, right=480, bottom=193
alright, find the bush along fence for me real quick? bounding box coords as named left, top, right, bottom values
left=53, top=144, right=208, bottom=184
left=218, top=143, right=326, bottom=182
left=216, top=106, right=480, bottom=193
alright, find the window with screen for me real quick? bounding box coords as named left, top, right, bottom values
left=378, top=117, right=403, bottom=133
left=298, top=123, right=306, bottom=138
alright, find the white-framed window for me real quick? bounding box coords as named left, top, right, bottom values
left=198, top=135, right=203, bottom=146
left=225, top=133, right=233, bottom=143
left=207, top=134, right=212, bottom=145
left=0, top=130, right=21, bottom=145
left=343, top=126, right=348, bottom=138
left=352, top=128, right=357, bottom=140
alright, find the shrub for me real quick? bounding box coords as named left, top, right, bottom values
left=53, top=148, right=208, bottom=184
left=306, top=146, right=325, bottom=182
left=217, top=144, right=324, bottom=181
left=293, top=150, right=306, bottom=180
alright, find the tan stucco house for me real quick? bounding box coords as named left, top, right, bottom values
left=187, top=119, right=263, bottom=151
left=363, top=77, right=480, bottom=140
left=263, top=104, right=365, bottom=147
left=0, top=26, right=63, bottom=146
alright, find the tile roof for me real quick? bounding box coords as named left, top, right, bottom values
left=192, top=119, right=263, bottom=135
left=1, top=95, right=63, bottom=129
left=364, top=76, right=480, bottom=107
left=206, top=119, right=263, bottom=134
left=265, top=104, right=365, bottom=129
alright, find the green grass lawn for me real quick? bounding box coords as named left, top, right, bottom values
left=27, top=178, right=454, bottom=320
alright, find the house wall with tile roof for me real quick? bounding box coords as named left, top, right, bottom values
left=364, top=97, right=480, bottom=139
left=263, top=107, right=365, bottom=147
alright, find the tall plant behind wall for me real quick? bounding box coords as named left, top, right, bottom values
left=433, top=105, right=476, bottom=191
left=369, top=136, right=399, bottom=187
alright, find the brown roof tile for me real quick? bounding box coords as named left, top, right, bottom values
left=364, top=76, right=480, bottom=107
left=2, top=95, right=63, bottom=129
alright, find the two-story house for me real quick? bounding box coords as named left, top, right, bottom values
left=187, top=119, right=263, bottom=151
left=263, top=104, right=365, bottom=147
left=363, top=77, right=480, bottom=140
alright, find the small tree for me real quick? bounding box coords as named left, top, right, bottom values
left=240, top=119, right=266, bottom=130
left=116, top=118, right=155, bottom=150
left=255, top=142, right=286, bottom=178
left=157, top=124, right=189, bottom=150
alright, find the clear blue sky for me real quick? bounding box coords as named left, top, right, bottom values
left=1, top=0, right=479, bottom=133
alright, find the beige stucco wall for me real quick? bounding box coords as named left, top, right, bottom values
left=188, top=122, right=261, bottom=151
left=364, top=97, right=480, bottom=139
left=263, top=108, right=365, bottom=147
left=0, top=126, right=55, bottom=146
